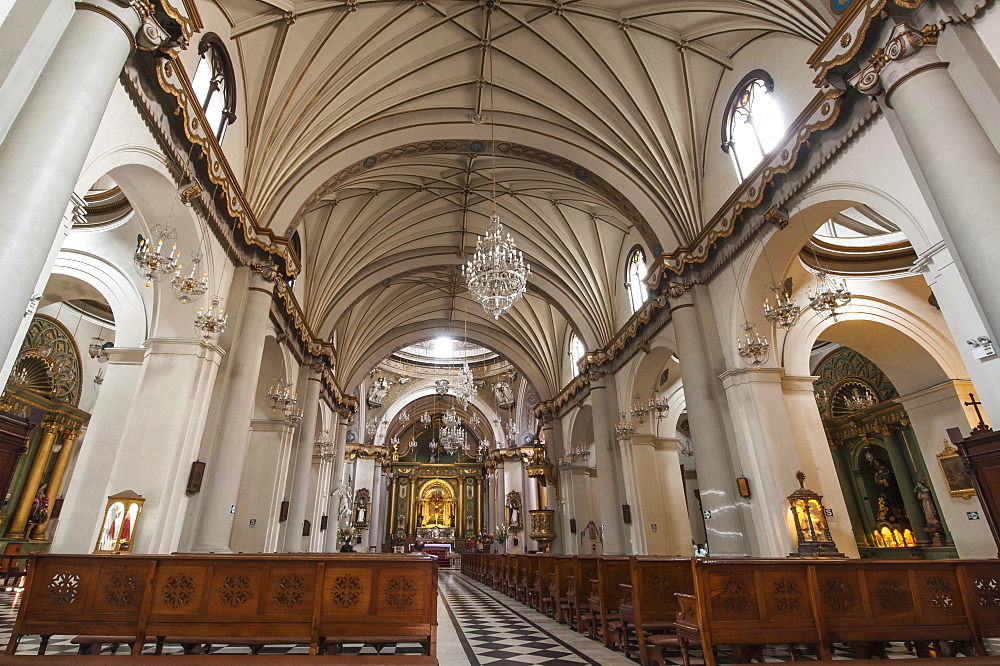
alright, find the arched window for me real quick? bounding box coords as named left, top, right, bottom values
left=625, top=247, right=648, bottom=314
left=191, top=34, right=236, bottom=142
left=569, top=334, right=585, bottom=374
left=722, top=71, right=784, bottom=181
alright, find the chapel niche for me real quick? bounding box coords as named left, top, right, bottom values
left=813, top=345, right=956, bottom=558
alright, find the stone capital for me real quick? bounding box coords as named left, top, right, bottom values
left=851, top=21, right=943, bottom=105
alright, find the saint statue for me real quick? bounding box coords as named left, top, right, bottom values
left=492, top=380, right=514, bottom=407
left=914, top=479, right=942, bottom=529
left=367, top=376, right=391, bottom=407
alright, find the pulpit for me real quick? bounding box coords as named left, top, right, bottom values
left=948, top=397, right=1000, bottom=557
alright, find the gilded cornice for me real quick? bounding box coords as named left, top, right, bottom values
left=649, top=87, right=845, bottom=285
left=823, top=401, right=910, bottom=448
left=0, top=385, right=91, bottom=429
left=124, top=55, right=358, bottom=413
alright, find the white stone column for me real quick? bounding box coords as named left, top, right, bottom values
left=283, top=365, right=322, bottom=552
left=864, top=22, right=1000, bottom=344
left=324, top=417, right=350, bottom=552
left=191, top=268, right=275, bottom=552
left=588, top=381, right=627, bottom=554
left=0, top=1, right=162, bottom=370
left=50, top=347, right=145, bottom=552
left=669, top=285, right=746, bottom=555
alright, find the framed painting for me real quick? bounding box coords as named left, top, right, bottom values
left=937, top=441, right=976, bottom=500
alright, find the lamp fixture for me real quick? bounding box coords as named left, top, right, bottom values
left=134, top=224, right=180, bottom=288
left=614, top=413, right=635, bottom=441
left=806, top=271, right=851, bottom=321
left=462, top=13, right=530, bottom=319
left=763, top=278, right=801, bottom=331
left=267, top=379, right=298, bottom=414
left=737, top=321, right=770, bottom=369
left=453, top=361, right=476, bottom=408
left=194, top=295, right=227, bottom=345
left=171, top=252, right=209, bottom=304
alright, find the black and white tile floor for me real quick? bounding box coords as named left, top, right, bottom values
left=0, top=568, right=994, bottom=663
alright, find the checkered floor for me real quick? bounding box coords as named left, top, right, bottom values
left=1, top=567, right=995, bottom=662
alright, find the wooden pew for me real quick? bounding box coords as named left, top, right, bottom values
left=515, top=554, right=536, bottom=605
left=587, top=556, right=630, bottom=647
left=504, top=555, right=519, bottom=596
left=675, top=558, right=1000, bottom=666
left=674, top=558, right=822, bottom=666
left=545, top=556, right=574, bottom=622
left=565, top=556, right=598, bottom=632
left=6, top=553, right=437, bottom=660
left=614, top=557, right=694, bottom=665
left=530, top=555, right=554, bottom=612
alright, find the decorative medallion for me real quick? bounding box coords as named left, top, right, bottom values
left=363, top=156, right=377, bottom=168
left=469, top=141, right=484, bottom=152
left=385, top=576, right=417, bottom=608
left=274, top=574, right=308, bottom=607
left=574, top=167, right=589, bottom=179
left=162, top=574, right=196, bottom=608
left=48, top=571, right=80, bottom=607
left=219, top=574, right=253, bottom=607
left=875, top=577, right=906, bottom=611
left=926, top=577, right=954, bottom=610
left=824, top=577, right=856, bottom=611
left=719, top=578, right=750, bottom=612
left=105, top=573, right=139, bottom=607
left=974, top=577, right=1000, bottom=609
left=840, top=32, right=852, bottom=48
left=772, top=579, right=802, bottom=613
left=330, top=575, right=363, bottom=608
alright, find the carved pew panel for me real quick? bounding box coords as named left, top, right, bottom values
left=567, top=556, right=598, bottom=632
left=594, top=557, right=631, bottom=647
left=812, top=560, right=977, bottom=653
left=549, top=556, right=574, bottom=622
left=626, top=557, right=695, bottom=666
left=7, top=554, right=437, bottom=659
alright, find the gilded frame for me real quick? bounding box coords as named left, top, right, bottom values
left=936, top=442, right=976, bottom=500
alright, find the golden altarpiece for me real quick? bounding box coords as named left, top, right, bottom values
left=383, top=412, right=485, bottom=549
left=813, top=346, right=957, bottom=559
left=0, top=315, right=91, bottom=556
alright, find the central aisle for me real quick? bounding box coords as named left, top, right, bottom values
left=439, top=569, right=635, bottom=666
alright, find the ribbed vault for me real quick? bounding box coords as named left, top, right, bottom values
left=210, top=0, right=832, bottom=395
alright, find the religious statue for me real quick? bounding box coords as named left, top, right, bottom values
left=871, top=457, right=906, bottom=523
left=27, top=483, right=48, bottom=525
left=492, top=380, right=515, bottom=408
left=914, top=478, right=942, bottom=529
left=367, top=376, right=391, bottom=407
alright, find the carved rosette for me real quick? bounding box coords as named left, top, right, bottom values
left=385, top=576, right=417, bottom=609
left=105, top=573, right=140, bottom=607
left=219, top=574, right=254, bottom=607
left=329, top=575, right=363, bottom=608
left=47, top=572, right=80, bottom=607
left=161, top=574, right=195, bottom=608
left=274, top=574, right=308, bottom=607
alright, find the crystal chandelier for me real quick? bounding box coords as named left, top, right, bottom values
left=194, top=295, right=227, bottom=345
left=462, top=17, right=530, bottom=319
left=464, top=215, right=531, bottom=319
left=763, top=279, right=801, bottom=331
left=452, top=362, right=477, bottom=408
left=171, top=252, right=209, bottom=304
left=439, top=407, right=465, bottom=454
left=283, top=404, right=304, bottom=427
left=737, top=321, right=770, bottom=369
left=842, top=385, right=877, bottom=412
left=806, top=271, right=851, bottom=321
left=628, top=394, right=670, bottom=425
left=419, top=411, right=432, bottom=425
left=134, top=224, right=180, bottom=287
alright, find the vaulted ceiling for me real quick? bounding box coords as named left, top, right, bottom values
left=210, top=0, right=833, bottom=394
